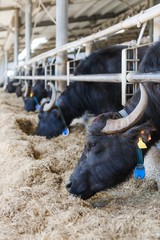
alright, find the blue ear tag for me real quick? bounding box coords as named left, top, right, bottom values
left=62, top=127, right=69, bottom=136
left=36, top=104, right=40, bottom=111
left=134, top=164, right=145, bottom=180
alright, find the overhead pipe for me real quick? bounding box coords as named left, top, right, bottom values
left=18, top=3, right=160, bottom=67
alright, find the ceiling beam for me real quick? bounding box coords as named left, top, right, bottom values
left=0, top=7, right=19, bottom=11
left=35, top=12, right=115, bottom=27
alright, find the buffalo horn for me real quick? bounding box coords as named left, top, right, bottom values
left=22, top=81, right=29, bottom=97
left=102, top=83, right=148, bottom=134
left=43, top=82, right=57, bottom=112
left=13, top=80, right=21, bottom=86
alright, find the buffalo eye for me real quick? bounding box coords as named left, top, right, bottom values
left=87, top=142, right=97, bottom=151
left=51, top=109, right=61, bottom=118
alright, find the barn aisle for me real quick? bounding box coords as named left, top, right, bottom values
left=0, top=88, right=160, bottom=240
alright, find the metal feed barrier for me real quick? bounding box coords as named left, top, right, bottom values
left=10, top=4, right=160, bottom=106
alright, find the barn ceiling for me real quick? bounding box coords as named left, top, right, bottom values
left=0, top=0, right=157, bottom=63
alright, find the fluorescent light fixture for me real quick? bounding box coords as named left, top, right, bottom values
left=18, top=37, right=48, bottom=61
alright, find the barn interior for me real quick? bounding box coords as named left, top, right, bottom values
left=0, top=1, right=160, bottom=240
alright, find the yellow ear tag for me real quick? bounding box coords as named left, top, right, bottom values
left=137, top=137, right=147, bottom=149
left=30, top=92, right=33, bottom=97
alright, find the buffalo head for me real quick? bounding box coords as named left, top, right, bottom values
left=35, top=82, right=67, bottom=138
left=66, top=84, right=157, bottom=199
left=67, top=117, right=156, bottom=199
left=35, top=105, right=67, bottom=138
left=23, top=81, right=48, bottom=112
left=23, top=97, right=37, bottom=111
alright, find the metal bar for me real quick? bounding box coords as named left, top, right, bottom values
left=127, top=71, right=160, bottom=82
left=55, top=0, right=68, bottom=92
left=67, top=61, right=70, bottom=86
left=14, top=9, right=19, bottom=67
left=18, top=4, right=160, bottom=68
left=121, top=49, right=127, bottom=106
left=153, top=16, right=160, bottom=41
left=137, top=22, right=147, bottom=45
left=85, top=42, right=93, bottom=57
left=13, top=73, right=122, bottom=82
left=13, top=72, right=160, bottom=82
left=25, top=0, right=32, bottom=61
left=4, top=51, right=8, bottom=88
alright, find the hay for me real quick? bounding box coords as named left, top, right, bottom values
left=0, top=88, right=160, bottom=240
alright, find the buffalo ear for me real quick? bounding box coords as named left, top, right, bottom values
left=88, top=112, right=118, bottom=133
left=124, top=121, right=157, bottom=145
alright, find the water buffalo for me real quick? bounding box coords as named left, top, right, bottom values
left=23, top=80, right=50, bottom=112
left=15, top=82, right=23, bottom=97
left=35, top=45, right=147, bottom=139
left=23, top=64, right=55, bottom=112
left=14, top=80, right=32, bottom=98
left=66, top=41, right=160, bottom=200
left=5, top=80, right=19, bottom=93
left=5, top=79, right=29, bottom=98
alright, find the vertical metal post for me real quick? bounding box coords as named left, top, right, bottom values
left=4, top=51, right=8, bottom=88
left=121, top=49, right=127, bottom=106
left=148, top=0, right=154, bottom=42
left=55, top=0, right=68, bottom=94
left=85, top=42, right=93, bottom=57
left=153, top=0, right=160, bottom=41
left=25, top=0, right=32, bottom=62
left=32, top=63, right=36, bottom=86
left=14, top=9, right=19, bottom=68
left=0, top=54, right=5, bottom=80
left=153, top=16, right=160, bottom=41
left=43, top=60, right=47, bottom=89
left=67, top=61, right=70, bottom=86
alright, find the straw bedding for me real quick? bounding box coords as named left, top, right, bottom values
left=0, top=88, right=160, bottom=240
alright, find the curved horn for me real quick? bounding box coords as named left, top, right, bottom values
left=13, top=80, right=21, bottom=86
left=22, top=81, right=29, bottom=97
left=43, top=82, right=57, bottom=112
left=102, top=83, right=148, bottom=134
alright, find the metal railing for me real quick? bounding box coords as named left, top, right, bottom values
left=16, top=3, right=160, bottom=68
left=10, top=4, right=160, bottom=105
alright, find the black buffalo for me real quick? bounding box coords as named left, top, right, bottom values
left=23, top=64, right=55, bottom=112
left=5, top=79, right=28, bottom=98
left=15, top=82, right=23, bottom=97
left=23, top=80, right=50, bottom=112
left=5, top=70, right=31, bottom=97
left=66, top=41, right=160, bottom=200
left=5, top=79, right=18, bottom=93
left=15, top=80, right=32, bottom=98
left=35, top=45, right=147, bottom=139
